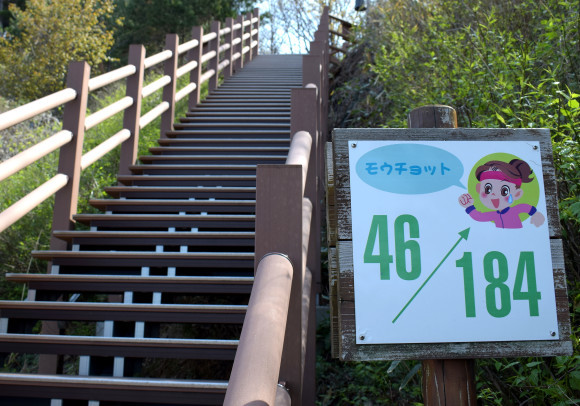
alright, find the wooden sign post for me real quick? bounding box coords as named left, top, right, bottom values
left=328, top=106, right=573, bottom=404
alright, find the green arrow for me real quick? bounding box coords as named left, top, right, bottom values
left=392, top=227, right=470, bottom=324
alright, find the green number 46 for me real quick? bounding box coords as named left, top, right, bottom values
left=363, top=214, right=421, bottom=281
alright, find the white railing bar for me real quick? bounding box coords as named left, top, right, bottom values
left=139, top=102, right=169, bottom=129
left=231, top=53, right=241, bottom=62
left=0, top=131, right=73, bottom=182
left=202, top=32, right=218, bottom=44
left=251, top=28, right=259, bottom=37
left=232, top=38, right=242, bottom=46
left=200, top=69, right=215, bottom=85
left=0, top=88, right=77, bottom=132
left=251, top=40, right=258, bottom=49
left=217, top=59, right=230, bottom=73
left=84, top=96, right=134, bottom=131
left=242, top=46, right=250, bottom=55
left=144, top=50, right=173, bottom=69
left=81, top=129, right=131, bottom=170
left=232, top=23, right=242, bottom=31
left=0, top=174, right=68, bottom=233
left=220, top=27, right=232, bottom=35
left=178, top=39, right=200, bottom=55
left=176, top=60, right=199, bottom=79
left=141, top=75, right=172, bottom=99
left=88, top=65, right=137, bottom=92
left=251, top=17, right=259, bottom=24
left=175, top=83, right=197, bottom=103
left=201, top=50, right=217, bottom=64
left=243, top=20, right=251, bottom=27
left=219, top=43, right=231, bottom=53
left=242, top=33, right=251, bottom=41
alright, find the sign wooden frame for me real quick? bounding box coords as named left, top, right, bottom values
left=330, top=128, right=572, bottom=361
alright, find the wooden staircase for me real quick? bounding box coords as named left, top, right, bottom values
left=0, top=54, right=303, bottom=405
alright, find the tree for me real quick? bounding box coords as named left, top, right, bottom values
left=110, top=0, right=255, bottom=61
left=261, top=0, right=359, bottom=54
left=0, top=0, right=118, bottom=101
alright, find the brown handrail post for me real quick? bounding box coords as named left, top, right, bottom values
left=224, top=17, right=234, bottom=79
left=118, top=44, right=145, bottom=176
left=244, top=12, right=252, bottom=63
left=234, top=14, right=244, bottom=72
left=255, top=164, right=304, bottom=404
left=291, top=87, right=319, bottom=405
left=41, top=61, right=90, bottom=375
left=408, top=105, right=476, bottom=406
left=209, top=20, right=220, bottom=91
left=310, top=41, right=329, bottom=143
left=49, top=61, right=90, bottom=252
left=252, top=7, right=260, bottom=58
left=188, top=26, right=203, bottom=110
left=160, top=34, right=179, bottom=138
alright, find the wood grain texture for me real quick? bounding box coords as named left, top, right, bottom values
left=328, top=248, right=339, bottom=358
left=325, top=142, right=337, bottom=247
left=336, top=240, right=572, bottom=361
left=332, top=128, right=562, bottom=241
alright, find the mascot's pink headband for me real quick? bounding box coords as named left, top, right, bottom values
left=479, top=171, right=522, bottom=187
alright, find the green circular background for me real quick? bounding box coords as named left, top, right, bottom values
left=467, top=153, right=541, bottom=222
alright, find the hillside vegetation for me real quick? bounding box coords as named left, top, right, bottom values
left=319, top=0, right=580, bottom=404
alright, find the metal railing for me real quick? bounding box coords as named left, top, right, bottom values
left=224, top=7, right=331, bottom=405
left=0, top=9, right=260, bottom=237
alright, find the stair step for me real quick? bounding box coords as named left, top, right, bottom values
left=165, top=129, right=289, bottom=138
left=6, top=274, right=254, bottom=294
left=104, top=186, right=256, bottom=199
left=0, top=334, right=239, bottom=359
left=0, top=301, right=247, bottom=323
left=172, top=123, right=290, bottom=130
left=148, top=146, right=289, bottom=156
left=73, top=213, right=255, bottom=229
left=156, top=138, right=290, bottom=147
left=129, top=164, right=257, bottom=175
left=137, top=155, right=285, bottom=165
left=184, top=111, right=290, bottom=118
left=116, top=175, right=256, bottom=187
left=90, top=198, right=256, bottom=213
left=52, top=230, right=255, bottom=247
left=179, top=117, right=290, bottom=123
left=31, top=251, right=254, bottom=268
left=0, top=374, right=227, bottom=405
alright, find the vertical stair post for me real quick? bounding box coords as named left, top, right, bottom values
left=209, top=20, right=221, bottom=91
left=188, top=26, right=203, bottom=110
left=224, top=17, right=234, bottom=79
left=160, top=34, right=178, bottom=138
left=251, top=8, right=260, bottom=58
left=244, top=12, right=252, bottom=63
left=255, top=165, right=304, bottom=405
left=291, top=86, right=319, bottom=405
left=119, top=44, right=145, bottom=176
left=49, top=61, right=90, bottom=251
left=234, top=14, right=244, bottom=72
left=409, top=105, right=477, bottom=406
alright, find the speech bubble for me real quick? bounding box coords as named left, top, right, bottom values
left=355, top=143, right=466, bottom=194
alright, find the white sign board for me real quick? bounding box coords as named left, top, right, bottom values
left=349, top=140, right=559, bottom=344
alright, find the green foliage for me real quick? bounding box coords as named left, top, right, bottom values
left=327, top=0, right=580, bottom=403
left=0, top=69, right=202, bottom=301
left=110, top=0, right=255, bottom=61
left=0, top=0, right=118, bottom=101
left=316, top=318, right=423, bottom=405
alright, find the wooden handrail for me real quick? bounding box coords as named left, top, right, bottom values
left=0, top=88, right=76, bottom=131
left=224, top=254, right=294, bottom=405
left=0, top=130, right=72, bottom=182
left=0, top=8, right=258, bottom=233
left=0, top=174, right=68, bottom=233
